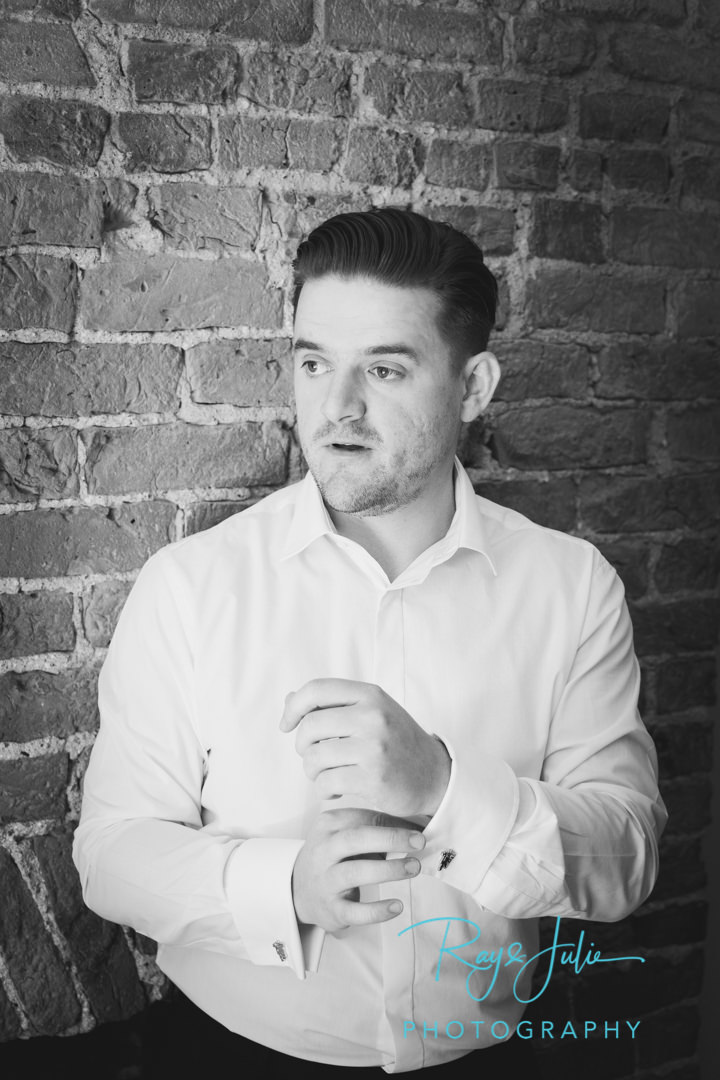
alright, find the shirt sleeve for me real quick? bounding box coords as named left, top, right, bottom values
left=72, top=550, right=323, bottom=980
left=418, top=551, right=668, bottom=922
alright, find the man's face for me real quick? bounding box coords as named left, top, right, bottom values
left=292, top=274, right=466, bottom=517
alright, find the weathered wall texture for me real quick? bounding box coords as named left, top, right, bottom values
left=0, top=0, right=718, bottom=1075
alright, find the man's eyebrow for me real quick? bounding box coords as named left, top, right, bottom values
left=363, top=344, right=419, bottom=361
left=292, top=338, right=322, bottom=352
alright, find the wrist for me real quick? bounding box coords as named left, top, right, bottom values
left=425, top=735, right=451, bottom=817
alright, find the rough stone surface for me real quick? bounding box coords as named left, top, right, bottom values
left=0, top=754, right=68, bottom=822
left=472, top=477, right=576, bottom=533
left=595, top=541, right=648, bottom=600
left=0, top=0, right=80, bottom=14
left=594, top=342, right=720, bottom=401
left=529, top=199, right=604, bottom=263
left=656, top=539, right=720, bottom=594
left=610, top=30, right=720, bottom=93
left=287, top=118, right=344, bottom=173
left=0, top=342, right=182, bottom=417
left=676, top=280, right=720, bottom=338
left=82, top=421, right=288, bottom=494
left=148, top=184, right=260, bottom=252
left=0, top=590, right=75, bottom=660
left=492, top=405, right=649, bottom=470
left=128, top=40, right=240, bottom=103
left=611, top=209, right=720, bottom=269
left=678, top=93, right=720, bottom=144
left=513, top=15, right=596, bottom=75
left=83, top=579, right=132, bottom=646
left=0, top=427, right=78, bottom=502
left=494, top=141, right=560, bottom=190
left=579, top=93, right=669, bottom=142
left=344, top=127, right=421, bottom=187
left=0, top=255, right=77, bottom=332
left=186, top=499, right=253, bottom=534
left=527, top=267, right=665, bottom=333
left=0, top=173, right=106, bottom=248
left=117, top=113, right=211, bottom=173
left=656, top=659, right=718, bottom=714
left=0, top=980, right=21, bottom=1041
left=187, top=339, right=292, bottom=407
left=425, top=140, right=489, bottom=191
left=0, top=20, right=94, bottom=87
left=492, top=341, right=589, bottom=401
left=568, top=148, right=603, bottom=192
left=80, top=255, right=283, bottom=332
left=538, top=0, right=685, bottom=22
left=579, top=474, right=720, bottom=533
left=681, top=156, right=720, bottom=201
left=0, top=666, right=99, bottom=741
left=243, top=50, right=353, bottom=117
left=0, top=97, right=109, bottom=167
left=32, top=830, right=146, bottom=1024
left=89, top=0, right=314, bottom=42
left=632, top=599, right=720, bottom=657
left=667, top=405, right=720, bottom=464
left=607, top=149, right=670, bottom=194
left=475, top=79, right=568, bottom=134
left=422, top=204, right=515, bottom=255
left=366, top=65, right=472, bottom=128
left=219, top=115, right=288, bottom=169
left=0, top=502, right=175, bottom=577
left=0, top=847, right=81, bottom=1033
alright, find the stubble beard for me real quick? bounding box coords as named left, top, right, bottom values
left=306, top=446, right=439, bottom=518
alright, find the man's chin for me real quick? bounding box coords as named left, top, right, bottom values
left=312, top=471, right=401, bottom=518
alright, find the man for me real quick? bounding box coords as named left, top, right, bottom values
left=73, top=208, right=666, bottom=1077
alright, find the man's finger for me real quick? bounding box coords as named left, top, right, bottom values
left=279, top=678, right=369, bottom=732
left=294, top=709, right=359, bottom=755
left=328, top=824, right=425, bottom=861
left=334, top=896, right=405, bottom=927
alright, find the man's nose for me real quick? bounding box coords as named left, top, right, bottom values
left=321, top=369, right=366, bottom=424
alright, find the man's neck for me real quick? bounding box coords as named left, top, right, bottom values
left=326, top=467, right=457, bottom=582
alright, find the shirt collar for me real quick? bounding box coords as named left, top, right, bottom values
left=280, top=457, right=497, bottom=577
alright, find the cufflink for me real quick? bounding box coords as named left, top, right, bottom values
left=272, top=941, right=288, bottom=961
left=439, top=850, right=456, bottom=871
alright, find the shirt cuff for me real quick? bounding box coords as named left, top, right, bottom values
left=224, top=838, right=324, bottom=979
left=418, top=734, right=520, bottom=896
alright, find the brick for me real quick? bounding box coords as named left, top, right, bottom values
left=667, top=404, right=720, bottom=464
left=82, top=421, right=288, bottom=495
left=529, top=199, right=604, bottom=263
left=148, top=184, right=259, bottom=253
left=650, top=717, right=715, bottom=776
left=607, top=149, right=670, bottom=194
left=472, top=477, right=576, bottom=531
left=0, top=254, right=77, bottom=332
left=630, top=598, right=720, bottom=655
left=88, top=0, right=313, bottom=42
left=538, top=0, right=686, bottom=24
left=117, top=113, right=211, bottom=173
left=579, top=473, right=720, bottom=532
left=637, top=1006, right=700, bottom=1068
left=595, top=541, right=648, bottom=599
left=83, top=579, right=132, bottom=647
left=475, top=79, right=568, bottom=134
left=678, top=93, right=720, bottom=144
left=513, top=15, right=595, bottom=75
left=219, top=114, right=288, bottom=169
left=243, top=49, right=353, bottom=117
left=0, top=97, right=109, bottom=167
left=0, top=591, right=75, bottom=660
left=0, top=342, right=182, bottom=417
left=663, top=775, right=713, bottom=834
left=0, top=847, right=80, bottom=1034
left=681, top=156, right=720, bottom=201
left=656, top=539, right=720, bottom=593
left=494, top=141, right=560, bottom=190
left=0, top=979, right=21, bottom=1041
left=698, top=0, right=720, bottom=38
left=568, top=148, right=603, bottom=192
left=325, top=0, right=503, bottom=63
left=33, top=830, right=146, bottom=1023
left=261, top=190, right=372, bottom=251
left=422, top=205, right=516, bottom=256
left=594, top=341, right=720, bottom=401
left=0, top=427, right=78, bottom=502
left=187, top=339, right=293, bottom=407
left=611, top=208, right=720, bottom=269
left=425, top=140, right=490, bottom=191
left=492, top=340, right=589, bottom=401
left=366, top=64, right=472, bottom=128
left=344, top=127, right=421, bottom=187
left=287, top=118, right=344, bottom=173
left=80, top=255, right=282, bottom=332
left=0, top=19, right=93, bottom=87
left=0, top=754, right=68, bottom=822
left=1, top=0, right=80, bottom=14
left=676, top=279, right=720, bottom=337
left=0, top=502, right=175, bottom=577
left=0, top=666, right=99, bottom=741
left=654, top=836, right=706, bottom=900
left=0, top=173, right=105, bottom=248
left=579, top=93, right=669, bottom=142
left=573, top=949, right=702, bottom=1022
left=527, top=266, right=665, bottom=333
left=128, top=40, right=240, bottom=104
left=656, top=659, right=717, bottom=713
left=610, top=30, right=720, bottom=93
left=492, top=404, right=649, bottom=470
left=186, top=499, right=252, bottom=534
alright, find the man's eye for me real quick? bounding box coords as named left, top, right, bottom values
left=301, top=358, right=325, bottom=375
left=371, top=365, right=401, bottom=380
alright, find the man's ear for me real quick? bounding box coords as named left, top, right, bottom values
left=460, top=352, right=500, bottom=422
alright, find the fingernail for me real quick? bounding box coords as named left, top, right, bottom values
left=409, top=833, right=425, bottom=850
left=404, top=859, right=419, bottom=874
left=389, top=901, right=402, bottom=914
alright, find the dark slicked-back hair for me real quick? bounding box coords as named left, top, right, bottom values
left=292, top=208, right=498, bottom=365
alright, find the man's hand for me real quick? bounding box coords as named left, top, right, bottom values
left=280, top=678, right=451, bottom=818
left=291, top=807, right=426, bottom=931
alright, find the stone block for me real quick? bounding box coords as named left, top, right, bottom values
left=676, top=280, right=720, bottom=337
left=513, top=14, right=596, bottom=75
left=0, top=97, right=108, bottom=167
left=0, top=754, right=68, bottom=822
left=579, top=474, right=720, bottom=533
left=287, top=118, right=344, bottom=173
left=0, top=427, right=78, bottom=501
left=422, top=205, right=515, bottom=256
left=0, top=591, right=75, bottom=660
left=89, top=0, right=313, bottom=42
left=678, top=93, right=720, bottom=144
left=527, top=266, right=665, bottom=333
left=186, top=500, right=252, bottom=534
left=0, top=254, right=77, bottom=332
left=243, top=49, right=353, bottom=117
left=491, top=340, right=589, bottom=401
left=630, top=598, right=720, bottom=656
left=128, top=40, right=240, bottom=103
left=610, top=208, right=720, bottom=269
left=656, top=659, right=717, bottom=714
left=0, top=173, right=106, bottom=247
left=579, top=93, right=669, bottom=142
left=425, top=140, right=489, bottom=191
left=494, top=141, right=560, bottom=190
left=83, top=579, right=132, bottom=647
left=607, top=149, right=670, bottom=194
left=655, top=538, right=720, bottom=593
left=667, top=404, right=720, bottom=464
left=186, top=339, right=292, bottom=406
left=471, top=476, right=576, bottom=532
left=594, top=341, right=720, bottom=401
left=0, top=666, right=99, bottom=741
left=366, top=64, right=472, bottom=128
left=492, top=404, right=649, bottom=470
left=0, top=19, right=93, bottom=86
left=610, top=29, right=720, bottom=92
left=529, top=198, right=604, bottom=263
left=475, top=79, right=569, bottom=133
left=117, top=113, right=211, bottom=173
left=344, top=127, right=421, bottom=186
left=148, top=183, right=259, bottom=252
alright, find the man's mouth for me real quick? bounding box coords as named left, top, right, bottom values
left=326, top=441, right=370, bottom=452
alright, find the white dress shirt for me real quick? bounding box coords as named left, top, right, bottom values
left=73, top=461, right=666, bottom=1073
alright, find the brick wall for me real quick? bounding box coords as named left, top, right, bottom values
left=0, top=0, right=718, bottom=1075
